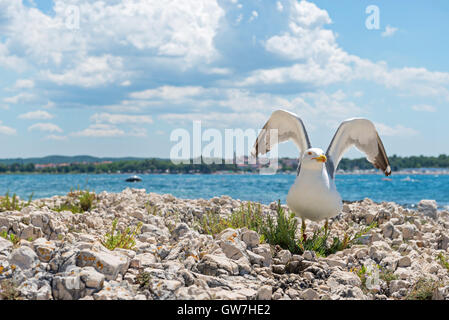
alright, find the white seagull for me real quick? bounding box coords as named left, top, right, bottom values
left=252, top=110, right=391, bottom=235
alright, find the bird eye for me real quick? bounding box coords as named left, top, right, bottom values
left=308, top=152, right=312, bottom=155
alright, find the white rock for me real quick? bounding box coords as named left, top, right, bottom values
left=8, top=246, right=39, bottom=270
left=397, top=256, right=412, bottom=268
left=257, top=285, right=272, bottom=300
left=277, top=250, right=292, bottom=265
left=76, top=249, right=130, bottom=281
left=418, top=200, right=438, bottom=219
left=300, top=288, right=320, bottom=300
left=80, top=267, right=105, bottom=289
left=240, top=230, right=260, bottom=248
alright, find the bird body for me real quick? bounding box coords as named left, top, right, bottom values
left=287, top=150, right=342, bottom=221
left=252, top=110, right=391, bottom=224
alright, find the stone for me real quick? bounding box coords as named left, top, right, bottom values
left=303, top=251, right=316, bottom=261
left=76, top=249, right=130, bottom=281
left=300, top=288, right=320, bottom=300
left=252, top=244, right=272, bottom=267
left=439, top=234, right=449, bottom=250
left=325, top=258, right=346, bottom=268
left=80, top=267, right=105, bottom=289
left=0, top=237, right=12, bottom=252
left=52, top=268, right=87, bottom=300
left=277, top=250, right=292, bottom=265
left=397, top=256, right=411, bottom=268
left=400, top=224, right=416, bottom=240
left=246, top=250, right=265, bottom=266
left=134, top=253, right=157, bottom=267
left=257, top=285, right=272, bottom=300
left=33, top=238, right=56, bottom=263
left=382, top=222, right=395, bottom=239
left=198, top=254, right=239, bottom=276
left=20, top=225, right=43, bottom=241
left=418, top=200, right=438, bottom=219
left=8, top=246, right=39, bottom=270
left=389, top=280, right=409, bottom=293
left=219, top=239, right=247, bottom=260
left=272, top=264, right=285, bottom=274
left=328, top=270, right=361, bottom=287
left=240, top=230, right=260, bottom=248
left=172, top=223, right=190, bottom=240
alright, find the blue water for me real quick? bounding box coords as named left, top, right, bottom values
left=1, top=174, right=448, bottom=208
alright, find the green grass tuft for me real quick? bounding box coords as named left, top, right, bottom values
left=196, top=202, right=265, bottom=236
left=101, top=218, right=143, bottom=250
left=196, top=200, right=375, bottom=257
left=406, top=278, right=441, bottom=300
left=0, top=231, right=20, bottom=246
left=54, top=188, right=96, bottom=213
left=437, top=252, right=449, bottom=271
left=0, top=191, right=33, bottom=212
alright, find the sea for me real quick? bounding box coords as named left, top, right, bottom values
left=1, top=173, right=449, bottom=209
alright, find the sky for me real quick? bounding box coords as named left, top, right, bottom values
left=0, top=0, right=448, bottom=159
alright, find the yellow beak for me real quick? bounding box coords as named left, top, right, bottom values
left=312, top=154, right=327, bottom=163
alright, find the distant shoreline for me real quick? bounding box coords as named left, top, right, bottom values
left=0, top=170, right=448, bottom=176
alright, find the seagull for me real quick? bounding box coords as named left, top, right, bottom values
left=252, top=110, right=391, bottom=236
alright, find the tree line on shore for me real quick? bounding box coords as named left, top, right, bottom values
left=0, top=154, right=449, bottom=174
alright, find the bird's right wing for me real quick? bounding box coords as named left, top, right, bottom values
left=326, top=118, right=391, bottom=178
left=251, top=110, right=311, bottom=158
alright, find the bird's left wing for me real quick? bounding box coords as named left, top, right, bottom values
left=251, top=110, right=311, bottom=158
left=326, top=118, right=391, bottom=178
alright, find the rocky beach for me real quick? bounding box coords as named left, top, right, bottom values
left=1, top=188, right=449, bottom=300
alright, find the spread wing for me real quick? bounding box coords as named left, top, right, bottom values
left=251, top=110, right=311, bottom=158
left=326, top=118, right=391, bottom=178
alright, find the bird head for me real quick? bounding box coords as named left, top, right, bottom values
left=302, top=148, right=327, bottom=169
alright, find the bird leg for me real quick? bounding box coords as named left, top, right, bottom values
left=301, top=219, right=307, bottom=242
left=324, top=219, right=329, bottom=236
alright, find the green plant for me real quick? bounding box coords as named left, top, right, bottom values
left=0, top=280, right=21, bottom=300
left=262, top=201, right=377, bottom=257
left=101, top=219, right=143, bottom=250
left=54, top=189, right=96, bottom=213
left=145, top=202, right=159, bottom=216
left=437, top=253, right=449, bottom=271
left=379, top=268, right=398, bottom=285
left=261, top=201, right=299, bottom=253
left=197, top=202, right=265, bottom=236
left=406, top=278, right=440, bottom=300
left=0, top=191, right=33, bottom=212
left=0, top=231, right=20, bottom=246
left=135, top=270, right=152, bottom=290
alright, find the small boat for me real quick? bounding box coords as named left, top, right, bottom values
left=125, top=175, right=142, bottom=182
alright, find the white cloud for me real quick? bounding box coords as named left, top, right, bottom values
left=249, top=11, right=258, bottom=22
left=91, top=113, right=153, bottom=125
left=233, top=0, right=449, bottom=101
left=43, top=55, right=126, bottom=87
left=28, top=123, right=63, bottom=133
left=130, top=86, right=206, bottom=100
left=72, top=124, right=125, bottom=138
left=45, top=134, right=67, bottom=141
left=0, top=121, right=17, bottom=136
left=374, top=122, right=419, bottom=137
left=412, top=104, right=436, bottom=112
left=19, top=110, right=54, bottom=120
left=71, top=123, right=147, bottom=138
left=382, top=25, right=398, bottom=37
left=3, top=93, right=35, bottom=104
left=276, top=1, right=284, bottom=12
left=14, top=79, right=35, bottom=89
